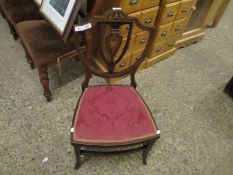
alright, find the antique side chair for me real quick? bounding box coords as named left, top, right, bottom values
left=71, top=9, right=160, bottom=170
left=16, top=19, right=82, bottom=101
left=0, top=0, right=41, bottom=40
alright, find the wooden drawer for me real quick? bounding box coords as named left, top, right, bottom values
left=130, top=49, right=144, bottom=65
left=116, top=35, right=136, bottom=58
left=149, top=41, right=166, bottom=58
left=160, top=1, right=181, bottom=25
left=171, top=18, right=186, bottom=36
left=134, top=31, right=149, bottom=50
left=176, top=0, right=194, bottom=19
left=141, top=0, right=160, bottom=10
left=165, top=0, right=180, bottom=3
left=114, top=53, right=131, bottom=72
left=165, top=39, right=176, bottom=51
left=141, top=7, right=159, bottom=27
left=119, top=11, right=141, bottom=37
left=122, top=0, right=143, bottom=13
left=155, top=22, right=173, bottom=41
left=131, top=49, right=147, bottom=70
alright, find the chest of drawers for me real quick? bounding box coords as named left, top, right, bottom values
left=86, top=0, right=229, bottom=83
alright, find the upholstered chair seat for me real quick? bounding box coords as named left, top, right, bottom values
left=16, top=20, right=75, bottom=67
left=73, top=86, right=158, bottom=146
left=0, top=0, right=41, bottom=39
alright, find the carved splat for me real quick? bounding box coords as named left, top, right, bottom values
left=74, top=9, right=156, bottom=90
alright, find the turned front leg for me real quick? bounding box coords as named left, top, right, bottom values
left=38, top=66, right=52, bottom=102
left=25, top=52, right=35, bottom=70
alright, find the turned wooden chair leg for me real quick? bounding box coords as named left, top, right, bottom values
left=73, top=145, right=81, bottom=170
left=142, top=140, right=156, bottom=165
left=0, top=9, right=5, bottom=18
left=25, top=52, right=35, bottom=69
left=9, top=25, right=18, bottom=40
left=38, top=66, right=52, bottom=102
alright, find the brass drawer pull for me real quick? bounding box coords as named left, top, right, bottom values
left=120, top=62, right=126, bottom=67
left=145, top=18, right=153, bottom=24
left=181, top=7, right=188, bottom=13
left=167, top=12, right=174, bottom=17
left=156, top=47, right=162, bottom=52
left=140, top=39, right=146, bottom=44
left=168, top=42, right=174, bottom=47
left=175, top=26, right=181, bottom=31
left=161, top=31, right=167, bottom=36
left=130, top=0, right=138, bottom=5
left=136, top=55, right=141, bottom=60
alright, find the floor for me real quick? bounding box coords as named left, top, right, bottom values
left=0, top=3, right=233, bottom=175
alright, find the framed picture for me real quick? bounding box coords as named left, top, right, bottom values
left=40, top=0, right=82, bottom=41
left=33, top=0, right=43, bottom=6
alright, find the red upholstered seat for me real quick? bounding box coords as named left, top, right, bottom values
left=73, top=86, right=157, bottom=145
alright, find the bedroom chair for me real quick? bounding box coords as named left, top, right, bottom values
left=71, top=9, right=160, bottom=170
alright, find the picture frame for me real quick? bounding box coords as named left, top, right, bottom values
left=33, top=0, right=43, bottom=7
left=40, top=0, right=82, bottom=42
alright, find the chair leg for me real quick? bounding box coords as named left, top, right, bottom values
left=73, top=145, right=81, bottom=170
left=38, top=66, right=52, bottom=102
left=25, top=52, right=35, bottom=69
left=142, top=140, right=156, bottom=165
left=0, top=8, right=5, bottom=18
left=9, top=25, right=18, bottom=40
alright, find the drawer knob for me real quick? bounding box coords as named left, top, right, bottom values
left=167, top=12, right=174, bottom=17
left=140, top=39, right=146, bottom=44
left=136, top=55, right=141, bottom=60
left=130, top=0, right=138, bottom=5
left=181, top=7, right=188, bottom=13
left=156, top=47, right=162, bottom=52
left=168, top=42, right=174, bottom=47
left=145, top=18, right=153, bottom=24
left=161, top=31, right=167, bottom=36
left=120, top=62, right=126, bottom=67
left=175, top=26, right=181, bottom=31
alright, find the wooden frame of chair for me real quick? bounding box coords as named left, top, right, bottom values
left=71, top=9, right=160, bottom=170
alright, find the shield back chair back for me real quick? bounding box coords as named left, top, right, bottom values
left=0, top=0, right=41, bottom=40
left=71, top=9, right=160, bottom=170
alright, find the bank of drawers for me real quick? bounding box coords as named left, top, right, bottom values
left=101, top=0, right=195, bottom=72
left=113, top=49, right=148, bottom=72
left=149, top=0, right=195, bottom=60
left=119, top=7, right=159, bottom=37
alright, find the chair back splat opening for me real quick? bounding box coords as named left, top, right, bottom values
left=74, top=9, right=156, bottom=91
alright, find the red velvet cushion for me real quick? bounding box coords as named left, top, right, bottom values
left=73, top=86, right=157, bottom=145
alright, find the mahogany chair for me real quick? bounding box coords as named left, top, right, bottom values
left=0, top=0, right=41, bottom=40
left=12, top=0, right=90, bottom=101
left=71, top=9, right=160, bottom=170
left=16, top=20, right=80, bottom=101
